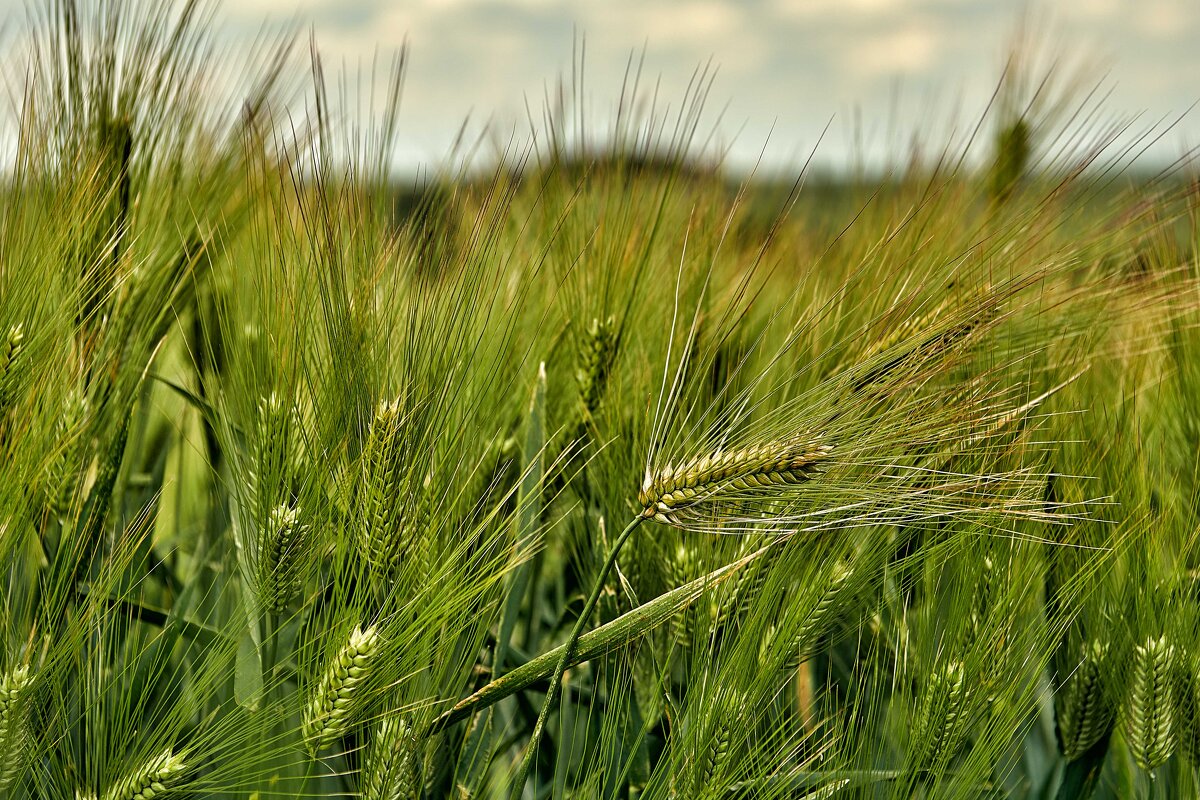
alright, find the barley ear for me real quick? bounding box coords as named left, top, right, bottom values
left=260, top=503, right=305, bottom=616
left=638, top=437, right=831, bottom=525
left=686, top=696, right=737, bottom=794
left=574, top=315, right=617, bottom=427
left=303, top=625, right=381, bottom=752
left=251, top=392, right=294, bottom=515
left=1055, top=640, right=1116, bottom=760
left=912, top=660, right=970, bottom=774
left=358, top=399, right=406, bottom=575
left=1174, top=651, right=1200, bottom=766
left=361, top=715, right=421, bottom=800
left=0, top=323, right=26, bottom=411
left=101, top=748, right=189, bottom=800
left=789, top=561, right=853, bottom=666
left=0, top=665, right=33, bottom=790
left=1125, top=635, right=1176, bottom=771
left=43, top=387, right=90, bottom=514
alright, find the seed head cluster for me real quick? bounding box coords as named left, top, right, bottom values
left=1056, top=640, right=1115, bottom=760
left=362, top=716, right=421, bottom=800
left=1125, top=634, right=1176, bottom=771
left=0, top=665, right=32, bottom=790
left=638, top=437, right=831, bottom=524
left=100, top=748, right=188, bottom=800
left=303, top=625, right=381, bottom=752
left=261, top=503, right=305, bottom=615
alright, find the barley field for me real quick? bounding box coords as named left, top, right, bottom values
left=1, top=2, right=1199, bottom=799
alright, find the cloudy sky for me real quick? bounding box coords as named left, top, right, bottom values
left=4, top=0, right=1198, bottom=175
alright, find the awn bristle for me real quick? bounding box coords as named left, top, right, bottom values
left=1125, top=634, right=1176, bottom=771
left=303, top=625, right=381, bottom=752
left=0, top=665, right=32, bottom=790
left=361, top=716, right=421, bottom=800
left=1055, top=640, right=1115, bottom=760
left=101, top=748, right=188, bottom=800
left=912, top=660, right=970, bottom=774
left=638, top=437, right=831, bottom=525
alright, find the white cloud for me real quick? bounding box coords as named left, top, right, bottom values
left=845, top=22, right=942, bottom=78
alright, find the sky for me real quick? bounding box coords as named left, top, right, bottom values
left=3, top=0, right=1198, bottom=176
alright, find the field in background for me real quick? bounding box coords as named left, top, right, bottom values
left=1, top=3, right=1199, bottom=799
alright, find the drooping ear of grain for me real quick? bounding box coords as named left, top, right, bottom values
left=1055, top=640, right=1116, bottom=760
left=638, top=437, right=831, bottom=525
left=100, top=748, right=188, bottom=800
left=0, top=665, right=33, bottom=790
left=911, top=660, right=970, bottom=774
left=361, top=715, right=421, bottom=800
left=1125, top=635, right=1176, bottom=771
left=303, top=625, right=381, bottom=753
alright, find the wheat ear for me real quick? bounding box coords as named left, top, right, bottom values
left=361, top=715, right=421, bottom=800
left=1126, top=634, right=1176, bottom=771
left=638, top=437, right=831, bottom=525
left=0, top=665, right=32, bottom=790
left=303, top=624, right=381, bottom=752
left=101, top=748, right=188, bottom=800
